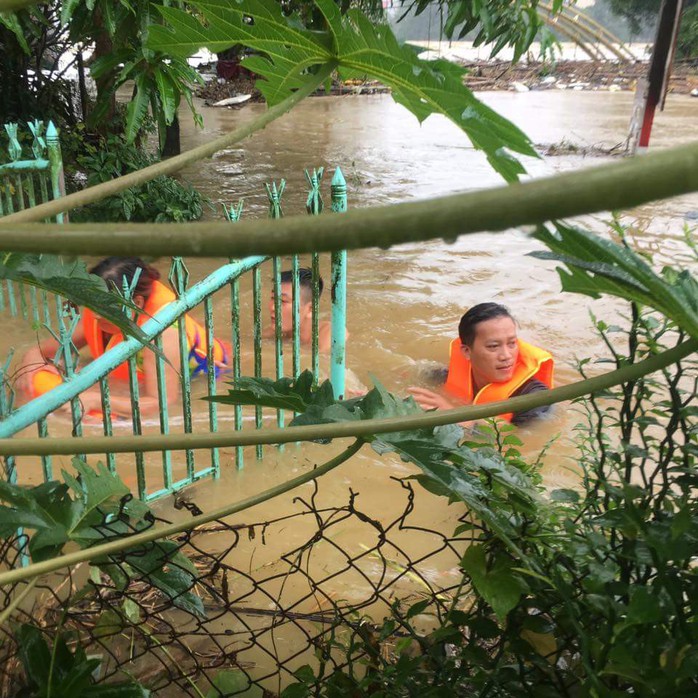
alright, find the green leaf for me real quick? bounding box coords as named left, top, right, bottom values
left=205, top=669, right=261, bottom=698
left=0, top=460, right=151, bottom=565
left=461, top=544, right=526, bottom=620
left=0, top=254, right=148, bottom=344
left=125, top=74, right=153, bottom=143
left=531, top=223, right=698, bottom=340
left=154, top=67, right=179, bottom=125
left=0, top=11, right=30, bottom=53
left=148, top=0, right=536, bottom=182
left=121, top=540, right=205, bottom=617
left=550, top=488, right=580, bottom=503
left=94, top=609, right=123, bottom=638
left=210, top=370, right=337, bottom=414
left=16, top=624, right=51, bottom=689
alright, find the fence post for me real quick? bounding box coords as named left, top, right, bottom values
left=0, top=351, right=17, bottom=485
left=224, top=201, right=245, bottom=470
left=265, top=180, right=286, bottom=437
left=305, top=167, right=324, bottom=384
left=330, top=167, right=347, bottom=399
left=46, top=121, right=66, bottom=223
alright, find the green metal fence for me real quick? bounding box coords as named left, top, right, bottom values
left=0, top=144, right=349, bottom=502
left=0, top=121, right=66, bottom=329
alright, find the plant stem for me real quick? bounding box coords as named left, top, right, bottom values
left=0, top=439, right=364, bottom=587
left=1, top=339, right=694, bottom=457
left=0, top=62, right=337, bottom=224
left=0, top=577, right=37, bottom=627
left=2, top=141, right=698, bottom=253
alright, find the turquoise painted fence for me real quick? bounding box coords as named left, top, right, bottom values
left=0, top=121, right=66, bottom=329
left=0, top=133, right=348, bottom=501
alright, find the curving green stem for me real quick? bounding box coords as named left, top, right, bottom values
left=0, top=62, right=337, bottom=224
left=0, top=339, right=694, bottom=457
left=1, top=141, right=698, bottom=256
left=0, top=439, right=364, bottom=588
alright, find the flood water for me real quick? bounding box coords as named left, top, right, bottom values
left=9, top=87, right=698, bottom=507
left=6, top=89, right=698, bottom=688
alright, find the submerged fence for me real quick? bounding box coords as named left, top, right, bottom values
left=0, top=126, right=350, bottom=500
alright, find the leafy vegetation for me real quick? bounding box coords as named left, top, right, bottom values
left=678, top=2, right=698, bottom=59
left=0, top=459, right=204, bottom=616
left=214, top=298, right=697, bottom=696
left=13, top=623, right=150, bottom=697
left=70, top=134, right=207, bottom=223
left=401, top=0, right=558, bottom=60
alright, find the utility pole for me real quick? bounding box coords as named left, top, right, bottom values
left=629, top=0, right=685, bottom=154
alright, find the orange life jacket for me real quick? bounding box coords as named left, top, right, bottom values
left=444, top=338, right=554, bottom=422
left=81, top=280, right=229, bottom=382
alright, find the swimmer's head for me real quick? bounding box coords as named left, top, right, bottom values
left=458, top=303, right=515, bottom=347
left=89, top=258, right=160, bottom=331
left=90, top=257, right=160, bottom=307
left=271, top=268, right=323, bottom=332
left=458, top=303, right=519, bottom=386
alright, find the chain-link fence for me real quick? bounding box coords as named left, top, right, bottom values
left=0, top=474, right=470, bottom=697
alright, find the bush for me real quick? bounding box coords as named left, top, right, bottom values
left=69, top=134, right=208, bottom=223
left=678, top=4, right=698, bottom=59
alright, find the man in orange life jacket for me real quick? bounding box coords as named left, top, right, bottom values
left=409, top=303, right=554, bottom=426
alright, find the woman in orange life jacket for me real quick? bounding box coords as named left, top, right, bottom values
left=408, top=303, right=554, bottom=427
left=17, top=257, right=231, bottom=418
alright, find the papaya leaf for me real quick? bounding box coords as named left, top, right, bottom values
left=209, top=369, right=338, bottom=413
left=148, top=0, right=536, bottom=182
left=532, top=223, right=698, bottom=340
left=0, top=253, right=148, bottom=343
left=210, top=374, right=538, bottom=542
left=0, top=459, right=148, bottom=560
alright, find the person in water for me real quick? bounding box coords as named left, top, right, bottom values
left=409, top=302, right=554, bottom=426
left=17, top=257, right=230, bottom=417
left=263, top=267, right=337, bottom=353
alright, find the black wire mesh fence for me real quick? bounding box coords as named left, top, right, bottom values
left=0, top=475, right=471, bottom=697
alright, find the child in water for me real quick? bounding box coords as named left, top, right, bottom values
left=17, top=257, right=230, bottom=418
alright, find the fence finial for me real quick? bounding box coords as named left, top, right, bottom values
left=28, top=120, right=46, bottom=159
left=222, top=200, right=244, bottom=222
left=305, top=167, right=324, bottom=215
left=4, top=124, right=21, bottom=162
left=264, top=180, right=286, bottom=219
left=169, top=257, right=190, bottom=297
left=331, top=167, right=347, bottom=213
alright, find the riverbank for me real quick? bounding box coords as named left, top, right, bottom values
left=197, top=58, right=698, bottom=107
left=459, top=59, right=698, bottom=94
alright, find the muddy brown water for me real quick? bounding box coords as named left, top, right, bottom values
left=5, top=91, right=697, bottom=688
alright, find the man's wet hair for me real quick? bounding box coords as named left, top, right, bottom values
left=279, top=267, right=324, bottom=301
left=458, top=302, right=515, bottom=346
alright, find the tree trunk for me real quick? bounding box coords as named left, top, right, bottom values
left=162, top=115, right=181, bottom=157
left=91, top=13, right=117, bottom=133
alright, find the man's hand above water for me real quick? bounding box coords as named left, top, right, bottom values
left=407, top=386, right=456, bottom=411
